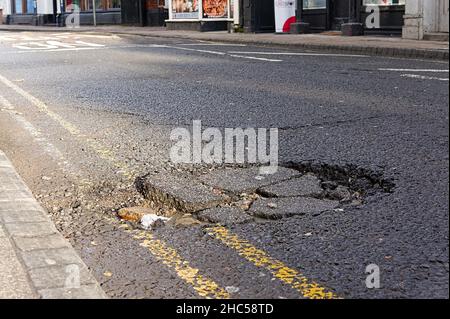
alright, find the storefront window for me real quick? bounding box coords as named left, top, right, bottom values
left=303, top=0, right=326, bottom=10
left=65, top=0, right=121, bottom=12
left=363, top=0, right=405, bottom=5
left=13, top=0, right=35, bottom=14
left=202, top=0, right=228, bottom=19
left=172, top=0, right=198, bottom=19
left=171, top=0, right=231, bottom=19
left=146, top=0, right=167, bottom=9
left=15, top=0, right=23, bottom=13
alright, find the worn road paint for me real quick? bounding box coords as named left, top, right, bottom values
left=207, top=226, right=339, bottom=299
left=134, top=231, right=230, bottom=299
left=0, top=73, right=338, bottom=299
left=0, top=73, right=136, bottom=181
left=163, top=45, right=227, bottom=55
left=400, top=74, right=449, bottom=81
left=0, top=74, right=231, bottom=299
left=163, top=45, right=283, bottom=62
left=0, top=94, right=92, bottom=188
left=228, top=54, right=283, bottom=62
left=379, top=68, right=449, bottom=73
left=228, top=51, right=368, bottom=58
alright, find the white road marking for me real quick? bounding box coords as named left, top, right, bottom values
left=74, top=40, right=106, bottom=47
left=163, top=45, right=226, bottom=55
left=0, top=44, right=167, bottom=55
left=13, top=42, right=59, bottom=50
left=227, top=51, right=369, bottom=58
left=45, top=40, right=77, bottom=48
left=179, top=43, right=247, bottom=47
left=228, top=54, right=282, bottom=62
left=0, top=36, right=17, bottom=41
left=163, top=46, right=282, bottom=62
left=14, top=47, right=103, bottom=54
left=400, top=74, right=449, bottom=81
left=0, top=94, right=89, bottom=186
left=379, top=68, right=449, bottom=73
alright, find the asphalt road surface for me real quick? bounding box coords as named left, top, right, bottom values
left=0, top=31, right=448, bottom=299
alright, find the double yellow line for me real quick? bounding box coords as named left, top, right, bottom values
left=0, top=73, right=338, bottom=299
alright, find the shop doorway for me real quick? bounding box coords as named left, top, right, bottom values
left=329, top=0, right=353, bottom=30
left=255, top=0, right=275, bottom=32
left=438, top=0, right=449, bottom=33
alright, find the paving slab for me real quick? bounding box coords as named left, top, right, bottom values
left=38, top=284, right=108, bottom=299
left=198, top=167, right=300, bottom=194
left=0, top=210, right=49, bottom=224
left=258, top=174, right=324, bottom=198
left=136, top=172, right=229, bottom=213
left=197, top=207, right=254, bottom=226
left=0, top=150, right=106, bottom=299
left=0, top=189, right=34, bottom=201
left=4, top=221, right=58, bottom=238
left=20, top=247, right=84, bottom=270
left=249, top=197, right=339, bottom=220
left=13, top=234, right=72, bottom=252
left=0, top=198, right=45, bottom=212
left=0, top=228, right=36, bottom=299
left=28, top=265, right=97, bottom=290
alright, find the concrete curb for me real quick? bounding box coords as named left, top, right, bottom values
left=0, top=25, right=448, bottom=61
left=0, top=150, right=107, bottom=299
left=114, top=33, right=450, bottom=61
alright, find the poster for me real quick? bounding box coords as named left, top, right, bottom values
left=172, top=0, right=199, bottom=19
left=274, top=0, right=296, bottom=33
left=202, top=0, right=228, bottom=18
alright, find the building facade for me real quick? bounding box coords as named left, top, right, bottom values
left=403, top=0, right=449, bottom=40
left=1, top=0, right=448, bottom=40
left=0, top=0, right=169, bottom=26
left=242, top=0, right=407, bottom=34
left=165, top=0, right=235, bottom=31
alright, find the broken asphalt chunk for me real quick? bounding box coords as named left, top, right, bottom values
left=136, top=172, right=229, bottom=213
left=258, top=174, right=324, bottom=198
left=197, top=207, right=254, bottom=226
left=249, top=197, right=339, bottom=220
left=198, top=167, right=300, bottom=194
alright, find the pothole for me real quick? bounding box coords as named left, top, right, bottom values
left=127, top=163, right=394, bottom=228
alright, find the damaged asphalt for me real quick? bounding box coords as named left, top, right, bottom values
left=0, top=31, right=448, bottom=298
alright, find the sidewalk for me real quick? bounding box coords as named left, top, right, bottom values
left=0, top=150, right=106, bottom=299
left=0, top=24, right=448, bottom=60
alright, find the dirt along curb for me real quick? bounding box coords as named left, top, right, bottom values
left=0, top=150, right=106, bottom=299
left=0, top=25, right=448, bottom=61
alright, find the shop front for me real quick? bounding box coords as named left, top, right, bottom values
left=64, top=0, right=122, bottom=25
left=8, top=0, right=39, bottom=24
left=121, top=0, right=168, bottom=26
left=301, top=0, right=405, bottom=34
left=166, top=0, right=234, bottom=31
left=6, top=0, right=122, bottom=25
left=243, top=0, right=405, bottom=34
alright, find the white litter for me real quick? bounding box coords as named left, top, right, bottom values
left=141, top=214, right=170, bottom=230
left=225, top=286, right=240, bottom=294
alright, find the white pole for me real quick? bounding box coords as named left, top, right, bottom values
left=92, top=0, right=97, bottom=26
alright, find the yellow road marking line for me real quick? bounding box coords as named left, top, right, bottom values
left=0, top=73, right=338, bottom=299
left=207, top=226, right=339, bottom=299
left=0, top=74, right=135, bottom=181
left=0, top=73, right=229, bottom=299
left=134, top=231, right=230, bottom=299
left=0, top=94, right=93, bottom=189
